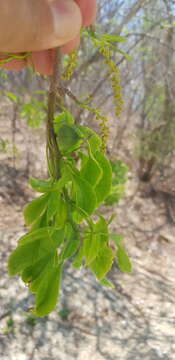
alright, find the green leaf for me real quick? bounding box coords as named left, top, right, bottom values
left=30, top=210, right=48, bottom=231
left=83, top=216, right=108, bottom=266
left=77, top=126, right=102, bottom=153
left=90, top=246, right=114, bottom=280
left=29, top=257, right=54, bottom=293
left=63, top=109, right=75, bottom=125
left=34, top=263, right=62, bottom=316
left=18, top=227, right=52, bottom=246
left=109, top=233, right=123, bottom=246
left=60, top=229, right=80, bottom=260
left=54, top=109, right=75, bottom=128
left=100, top=277, right=115, bottom=288
left=29, top=178, right=56, bottom=193
left=47, top=192, right=60, bottom=222
left=116, top=245, right=132, bottom=273
left=29, top=175, right=68, bottom=193
left=101, top=34, right=127, bottom=43
left=78, top=151, right=88, bottom=168
left=83, top=233, right=101, bottom=266
left=105, top=187, right=123, bottom=206
left=73, top=173, right=97, bottom=217
left=51, top=227, right=65, bottom=248
left=94, top=216, right=108, bottom=243
left=8, top=236, right=54, bottom=276
left=94, top=152, right=112, bottom=205
left=57, top=124, right=82, bottom=153
left=21, top=252, right=53, bottom=283
left=54, top=197, right=67, bottom=228
left=80, top=153, right=102, bottom=187
left=23, top=194, right=49, bottom=226
left=72, top=247, right=84, bottom=268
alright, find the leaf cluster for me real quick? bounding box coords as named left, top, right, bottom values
left=8, top=110, right=132, bottom=317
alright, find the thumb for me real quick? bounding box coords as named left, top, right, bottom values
left=0, top=0, right=82, bottom=53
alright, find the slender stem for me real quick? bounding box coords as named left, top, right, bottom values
left=47, top=48, right=62, bottom=179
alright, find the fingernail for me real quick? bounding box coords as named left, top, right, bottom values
left=48, top=0, right=82, bottom=41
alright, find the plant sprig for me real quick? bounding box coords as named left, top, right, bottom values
left=8, top=30, right=132, bottom=317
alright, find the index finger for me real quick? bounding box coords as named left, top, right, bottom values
left=74, top=0, right=97, bottom=26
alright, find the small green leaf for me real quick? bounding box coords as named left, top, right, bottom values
left=8, top=237, right=54, bottom=276
left=30, top=210, right=48, bottom=231
left=73, top=173, right=97, bottom=217
left=51, top=227, right=65, bottom=248
left=54, top=109, right=75, bottom=127
left=94, top=216, right=108, bottom=243
left=55, top=197, right=67, bottom=228
left=63, top=109, right=75, bottom=124
left=80, top=154, right=102, bottom=187
left=29, top=257, right=54, bottom=293
left=21, top=252, right=53, bottom=283
left=100, top=277, right=115, bottom=288
left=101, top=34, right=127, bottom=43
left=116, top=245, right=132, bottom=273
left=77, top=126, right=102, bottom=153
left=29, top=178, right=56, bottom=193
left=29, top=176, right=68, bottom=193
left=18, top=227, right=52, bottom=245
left=109, top=233, right=123, bottom=246
left=83, top=217, right=108, bottom=265
left=83, top=233, right=101, bottom=266
left=78, top=151, right=88, bottom=167
left=90, top=246, right=114, bottom=280
left=60, top=228, right=80, bottom=260
left=57, top=124, right=82, bottom=153
left=23, top=194, right=49, bottom=226
left=47, top=192, right=60, bottom=222
left=35, top=264, right=62, bottom=316
left=94, top=152, right=112, bottom=205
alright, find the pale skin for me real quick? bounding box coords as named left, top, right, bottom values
left=0, top=0, right=96, bottom=74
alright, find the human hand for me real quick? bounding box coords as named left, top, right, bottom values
left=0, top=0, right=96, bottom=74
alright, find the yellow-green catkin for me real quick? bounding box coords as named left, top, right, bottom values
left=82, top=104, right=109, bottom=152
left=0, top=52, right=29, bottom=65
left=61, top=50, right=78, bottom=80
left=99, top=46, right=124, bottom=117
left=90, top=34, right=124, bottom=150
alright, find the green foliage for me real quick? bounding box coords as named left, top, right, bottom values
left=20, top=94, right=46, bottom=128
left=116, top=245, right=132, bottom=273
left=8, top=29, right=132, bottom=317
left=105, top=160, right=128, bottom=205
left=57, top=124, right=82, bottom=153
left=8, top=120, right=131, bottom=315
